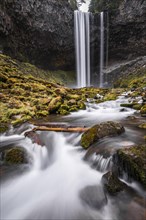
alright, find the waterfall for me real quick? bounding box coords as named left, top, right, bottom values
left=99, top=12, right=104, bottom=88
left=74, top=10, right=90, bottom=88
left=74, top=9, right=109, bottom=88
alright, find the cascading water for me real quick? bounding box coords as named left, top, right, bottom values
left=1, top=93, right=145, bottom=220
left=99, top=11, right=104, bottom=88
left=1, top=131, right=110, bottom=220
left=74, top=10, right=90, bottom=87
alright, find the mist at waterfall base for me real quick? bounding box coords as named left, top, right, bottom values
left=74, top=9, right=109, bottom=88
left=1, top=94, right=146, bottom=220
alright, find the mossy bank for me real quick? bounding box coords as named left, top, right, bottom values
left=0, top=54, right=121, bottom=130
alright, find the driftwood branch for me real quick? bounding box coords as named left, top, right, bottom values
left=32, top=126, right=89, bottom=133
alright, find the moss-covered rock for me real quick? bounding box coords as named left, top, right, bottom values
left=102, top=171, right=128, bottom=195
left=103, top=93, right=117, bottom=101
left=113, top=144, right=146, bottom=188
left=133, top=104, right=142, bottom=110
left=140, top=105, right=146, bottom=116
left=139, top=123, right=146, bottom=129
left=48, top=96, right=62, bottom=113
left=0, top=124, right=9, bottom=133
left=120, top=103, right=134, bottom=108
left=4, top=147, right=28, bottom=164
left=81, top=121, right=125, bottom=149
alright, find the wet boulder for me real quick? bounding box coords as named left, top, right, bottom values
left=48, top=96, right=62, bottom=113
left=113, top=144, right=146, bottom=189
left=81, top=121, right=125, bottom=149
left=4, top=147, right=28, bottom=164
left=79, top=185, right=107, bottom=209
left=25, top=131, right=43, bottom=146
left=102, top=171, right=128, bottom=195
left=140, top=105, right=146, bottom=117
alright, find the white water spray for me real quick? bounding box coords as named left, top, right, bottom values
left=1, top=131, right=109, bottom=220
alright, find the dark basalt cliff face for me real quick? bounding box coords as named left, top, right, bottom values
left=0, top=0, right=145, bottom=71
left=90, top=0, right=146, bottom=62
left=109, top=0, right=146, bottom=61
left=0, top=0, right=74, bottom=70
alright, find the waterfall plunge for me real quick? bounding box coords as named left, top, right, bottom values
left=74, top=10, right=90, bottom=88
left=74, top=10, right=108, bottom=88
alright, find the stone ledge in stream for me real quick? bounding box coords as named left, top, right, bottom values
left=80, top=121, right=125, bottom=149
left=113, top=144, right=146, bottom=189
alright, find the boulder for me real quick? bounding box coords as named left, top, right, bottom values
left=4, top=147, right=28, bottom=164
left=113, top=144, right=146, bottom=188
left=102, top=171, right=128, bottom=195
left=81, top=121, right=125, bottom=149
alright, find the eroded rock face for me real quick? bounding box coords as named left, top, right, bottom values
left=90, top=0, right=146, bottom=61
left=0, top=0, right=74, bottom=70
left=109, top=0, right=146, bottom=61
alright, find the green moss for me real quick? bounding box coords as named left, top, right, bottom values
left=114, top=66, right=146, bottom=89
left=140, top=105, right=146, bottom=115
left=139, top=123, right=146, bottom=129
left=81, top=126, right=97, bottom=149
left=0, top=73, right=8, bottom=82
left=12, top=115, right=32, bottom=126
left=36, top=110, right=48, bottom=117
left=77, top=101, right=86, bottom=110
left=0, top=124, right=9, bottom=133
left=69, top=106, right=78, bottom=112
left=120, top=103, right=134, bottom=108
left=116, top=145, right=146, bottom=188
left=58, top=109, right=69, bottom=115
left=48, top=96, right=62, bottom=113
left=67, top=94, right=80, bottom=101
left=81, top=121, right=125, bottom=149
left=5, top=147, right=27, bottom=164
left=133, top=104, right=142, bottom=110
left=103, top=93, right=117, bottom=101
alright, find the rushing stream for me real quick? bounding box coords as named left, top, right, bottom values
left=0, top=94, right=146, bottom=220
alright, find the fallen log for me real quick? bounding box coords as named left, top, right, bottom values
left=32, top=126, right=89, bottom=133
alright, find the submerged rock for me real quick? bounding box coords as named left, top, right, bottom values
left=81, top=121, right=125, bottom=149
left=102, top=171, right=127, bottom=195
left=113, top=144, right=146, bottom=189
left=79, top=185, right=107, bottom=209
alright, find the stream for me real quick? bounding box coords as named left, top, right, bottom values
left=0, top=93, right=146, bottom=220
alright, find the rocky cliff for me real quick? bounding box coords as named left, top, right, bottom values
left=0, top=0, right=74, bottom=70
left=90, top=0, right=146, bottom=62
